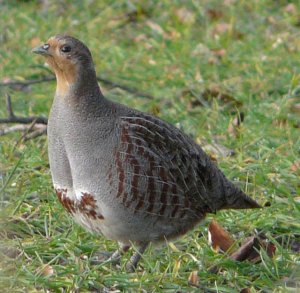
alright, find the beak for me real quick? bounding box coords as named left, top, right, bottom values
left=32, top=45, right=50, bottom=56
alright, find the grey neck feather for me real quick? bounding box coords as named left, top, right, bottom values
left=56, top=65, right=105, bottom=115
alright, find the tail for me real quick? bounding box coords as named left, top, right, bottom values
left=197, top=157, right=261, bottom=211
left=223, top=189, right=261, bottom=210
left=221, top=180, right=261, bottom=210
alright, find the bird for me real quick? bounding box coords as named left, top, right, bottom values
left=32, top=34, right=261, bottom=272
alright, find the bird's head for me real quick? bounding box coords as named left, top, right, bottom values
left=32, top=34, right=96, bottom=96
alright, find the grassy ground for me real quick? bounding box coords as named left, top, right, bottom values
left=0, top=0, right=299, bottom=292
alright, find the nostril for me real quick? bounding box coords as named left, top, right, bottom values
left=42, top=44, right=50, bottom=50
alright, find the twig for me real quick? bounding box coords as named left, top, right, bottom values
left=0, top=75, right=155, bottom=99
left=0, top=76, right=55, bottom=87
left=0, top=124, right=45, bottom=136
left=0, top=94, right=48, bottom=125
left=24, top=127, right=47, bottom=141
left=13, top=119, right=38, bottom=150
left=6, top=93, right=15, bottom=119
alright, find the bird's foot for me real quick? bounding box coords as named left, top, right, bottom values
left=90, top=251, right=113, bottom=265
left=125, top=243, right=148, bottom=273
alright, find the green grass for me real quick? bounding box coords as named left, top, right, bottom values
left=0, top=0, right=299, bottom=292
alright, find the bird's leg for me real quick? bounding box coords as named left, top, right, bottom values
left=108, top=242, right=131, bottom=265
left=125, top=242, right=148, bottom=272
left=90, top=242, right=130, bottom=265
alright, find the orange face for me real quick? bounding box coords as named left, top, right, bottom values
left=32, top=36, right=78, bottom=96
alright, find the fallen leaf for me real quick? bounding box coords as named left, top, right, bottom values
left=230, top=236, right=260, bottom=262
left=265, top=242, right=276, bottom=258
left=208, top=220, right=235, bottom=253
left=230, top=236, right=276, bottom=263
left=206, top=8, right=223, bottom=21
left=188, top=271, right=199, bottom=287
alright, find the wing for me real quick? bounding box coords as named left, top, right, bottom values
left=111, top=111, right=214, bottom=220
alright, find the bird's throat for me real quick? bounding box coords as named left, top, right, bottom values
left=55, top=68, right=77, bottom=96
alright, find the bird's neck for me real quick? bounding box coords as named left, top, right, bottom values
left=55, top=67, right=102, bottom=101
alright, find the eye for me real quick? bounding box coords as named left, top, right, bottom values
left=60, top=45, right=71, bottom=53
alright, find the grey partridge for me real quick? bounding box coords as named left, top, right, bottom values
left=32, top=34, right=261, bottom=272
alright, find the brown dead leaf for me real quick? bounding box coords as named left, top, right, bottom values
left=206, top=8, right=224, bottom=21
left=188, top=270, right=199, bottom=287
left=208, top=220, right=235, bottom=253
left=265, top=242, right=276, bottom=258
left=230, top=236, right=276, bottom=263
left=230, top=236, right=260, bottom=261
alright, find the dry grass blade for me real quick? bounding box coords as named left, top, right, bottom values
left=188, top=270, right=199, bottom=287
